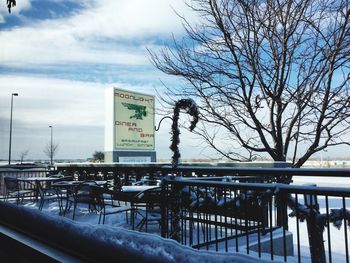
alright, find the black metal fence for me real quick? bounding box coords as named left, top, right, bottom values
left=55, top=163, right=350, bottom=183
left=160, top=177, right=350, bottom=263
left=55, top=163, right=350, bottom=262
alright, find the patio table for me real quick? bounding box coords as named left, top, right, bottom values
left=17, top=177, right=61, bottom=200
left=17, top=177, right=61, bottom=188
left=51, top=180, right=108, bottom=201
left=52, top=180, right=107, bottom=187
left=112, top=185, right=159, bottom=202
left=120, top=186, right=161, bottom=231
left=121, top=185, right=158, bottom=193
left=52, top=180, right=108, bottom=217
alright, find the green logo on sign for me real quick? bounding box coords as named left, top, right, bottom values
left=122, top=103, right=147, bottom=120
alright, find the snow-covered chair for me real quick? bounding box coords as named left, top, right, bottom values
left=93, top=186, right=133, bottom=225
left=132, top=187, right=162, bottom=232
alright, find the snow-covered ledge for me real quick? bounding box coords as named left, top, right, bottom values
left=0, top=201, right=278, bottom=263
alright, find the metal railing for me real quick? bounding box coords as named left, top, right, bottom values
left=55, top=163, right=350, bottom=181
left=160, top=177, right=350, bottom=263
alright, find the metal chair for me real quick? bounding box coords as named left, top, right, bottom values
left=4, top=176, right=35, bottom=204
left=35, top=180, right=61, bottom=211
left=132, top=187, right=161, bottom=232
left=93, top=186, right=133, bottom=225
left=65, top=181, right=99, bottom=220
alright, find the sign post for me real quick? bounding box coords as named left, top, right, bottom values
left=104, top=88, right=156, bottom=162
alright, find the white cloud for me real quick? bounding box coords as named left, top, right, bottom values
left=0, top=76, right=115, bottom=143
left=0, top=25, right=148, bottom=66
left=0, top=0, right=193, bottom=67
left=67, top=0, right=189, bottom=39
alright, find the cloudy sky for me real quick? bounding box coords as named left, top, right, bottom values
left=0, top=0, right=210, bottom=161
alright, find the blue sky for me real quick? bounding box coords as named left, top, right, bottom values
left=0, top=0, right=210, bottom=161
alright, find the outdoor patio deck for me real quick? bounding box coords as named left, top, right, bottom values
left=0, top=164, right=349, bottom=262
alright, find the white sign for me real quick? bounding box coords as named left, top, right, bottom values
left=114, top=89, right=155, bottom=150
left=118, top=156, right=152, bottom=163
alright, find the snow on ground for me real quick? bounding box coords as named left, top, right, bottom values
left=292, top=175, right=350, bottom=188
left=15, top=200, right=279, bottom=263
left=20, top=200, right=299, bottom=262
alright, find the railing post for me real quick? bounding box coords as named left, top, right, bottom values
left=276, top=191, right=288, bottom=229
left=0, top=172, right=3, bottom=197
left=306, top=209, right=326, bottom=263
left=124, top=172, right=130, bottom=186
left=303, top=190, right=326, bottom=263
left=160, top=180, right=167, bottom=238
left=169, top=177, right=181, bottom=242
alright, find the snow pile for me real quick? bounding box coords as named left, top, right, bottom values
left=0, top=201, right=278, bottom=262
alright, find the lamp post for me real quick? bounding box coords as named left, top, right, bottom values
left=154, top=116, right=173, bottom=131
left=8, top=93, right=18, bottom=165
left=49, top=125, right=53, bottom=165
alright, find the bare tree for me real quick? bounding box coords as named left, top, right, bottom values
left=150, top=0, right=350, bottom=167
left=44, top=142, right=59, bottom=165
left=19, top=150, right=29, bottom=164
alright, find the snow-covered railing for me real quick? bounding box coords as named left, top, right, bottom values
left=161, top=177, right=350, bottom=263
left=0, top=201, right=272, bottom=263
left=55, top=163, right=350, bottom=185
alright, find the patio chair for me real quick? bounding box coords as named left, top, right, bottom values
left=133, top=187, right=162, bottom=232
left=103, top=178, right=123, bottom=206
left=36, top=180, right=62, bottom=211
left=93, top=186, right=133, bottom=225
left=3, top=176, right=35, bottom=204
left=65, top=181, right=99, bottom=220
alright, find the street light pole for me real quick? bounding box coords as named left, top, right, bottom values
left=8, top=93, right=18, bottom=165
left=49, top=125, right=53, bottom=165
